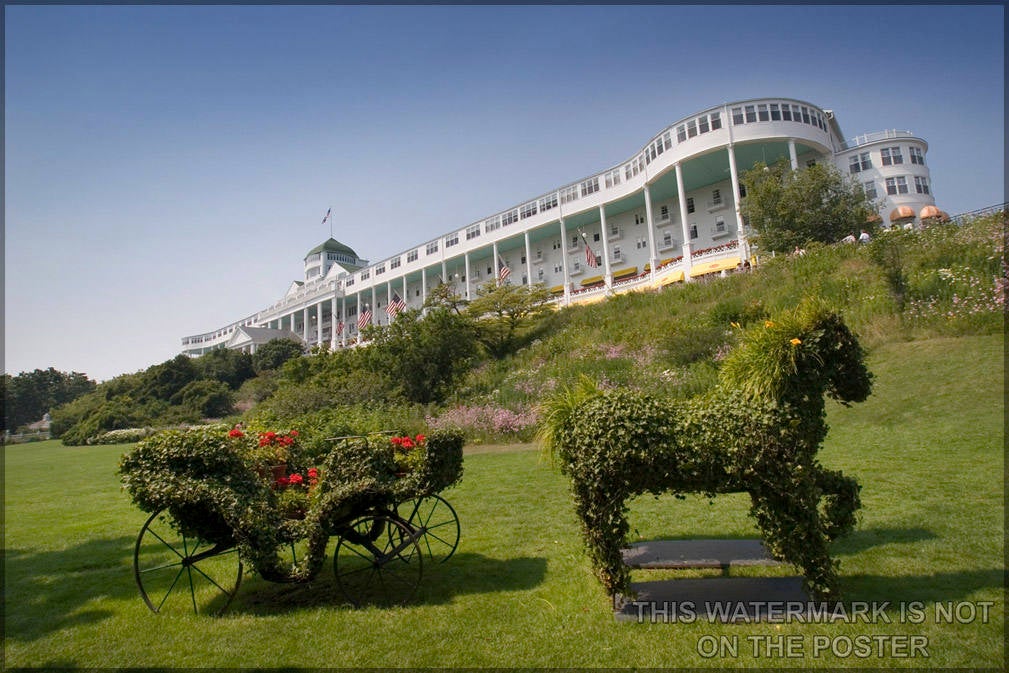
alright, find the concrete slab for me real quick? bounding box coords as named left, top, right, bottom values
left=615, top=577, right=816, bottom=623
left=622, top=539, right=783, bottom=569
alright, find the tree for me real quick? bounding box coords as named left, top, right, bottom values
left=3, top=368, right=96, bottom=432
left=466, top=281, right=553, bottom=359
left=194, top=348, right=255, bottom=390
left=172, top=379, right=235, bottom=418
left=740, top=159, right=876, bottom=253
left=361, top=307, right=479, bottom=404
left=252, top=339, right=305, bottom=374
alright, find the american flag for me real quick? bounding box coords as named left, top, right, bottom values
left=321, top=207, right=331, bottom=225
left=585, top=244, right=599, bottom=268
left=357, top=307, right=372, bottom=330
left=386, top=292, right=406, bottom=316
left=498, top=259, right=511, bottom=282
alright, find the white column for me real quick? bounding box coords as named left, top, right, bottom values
left=727, top=144, right=749, bottom=260
left=387, top=284, right=393, bottom=321
left=330, top=296, right=338, bottom=348
left=421, top=268, right=427, bottom=305
left=675, top=162, right=694, bottom=280
left=302, top=307, right=309, bottom=342
left=464, top=252, right=472, bottom=300
left=643, top=184, right=658, bottom=281
left=402, top=276, right=408, bottom=309
left=340, top=297, right=347, bottom=347
left=492, top=242, right=499, bottom=284
left=559, top=219, right=571, bottom=305
left=598, top=206, right=612, bottom=291
left=441, top=260, right=447, bottom=286
left=788, top=139, right=798, bottom=170
left=316, top=302, right=323, bottom=346
left=371, top=286, right=377, bottom=326
left=524, top=230, right=533, bottom=288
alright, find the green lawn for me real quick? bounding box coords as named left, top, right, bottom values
left=3, top=334, right=1004, bottom=668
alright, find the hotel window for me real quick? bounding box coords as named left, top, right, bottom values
left=375, top=264, right=386, bottom=275
left=686, top=197, right=695, bottom=214
left=909, top=147, right=925, bottom=165
left=407, top=249, right=418, bottom=263
left=662, top=230, right=673, bottom=247
left=770, top=103, right=781, bottom=121
left=361, top=269, right=370, bottom=280
left=714, top=216, right=727, bottom=234
left=662, top=131, right=672, bottom=149
left=710, top=111, right=721, bottom=130
left=635, top=236, right=648, bottom=250
left=801, top=106, right=811, bottom=124
left=466, top=224, right=481, bottom=240
left=757, top=103, right=769, bottom=121
left=881, top=147, right=903, bottom=166
left=445, top=233, right=459, bottom=248
left=885, top=176, right=908, bottom=195
left=539, top=193, right=558, bottom=211
left=849, top=152, right=871, bottom=173
left=609, top=222, right=619, bottom=238
left=687, top=119, right=697, bottom=138
left=485, top=215, right=501, bottom=232
left=560, top=185, right=579, bottom=204
left=677, top=124, right=687, bottom=142
left=732, top=107, right=744, bottom=125
left=689, top=224, right=698, bottom=239
left=520, top=202, right=538, bottom=219
left=863, top=180, right=878, bottom=200
left=553, top=263, right=563, bottom=274
left=390, top=257, right=401, bottom=269
left=537, top=268, right=545, bottom=280
left=792, top=104, right=802, bottom=121
left=426, top=241, right=439, bottom=255
left=624, top=164, right=634, bottom=180
left=781, top=105, right=792, bottom=121
left=711, top=188, right=722, bottom=206
left=580, top=178, right=599, bottom=197
left=745, top=105, right=757, bottom=123
left=604, top=169, right=621, bottom=189
left=659, top=205, right=670, bottom=221
left=572, top=235, right=580, bottom=248
left=612, top=245, right=622, bottom=260
left=698, top=115, right=709, bottom=134
left=502, top=209, right=518, bottom=226
left=914, top=176, right=930, bottom=194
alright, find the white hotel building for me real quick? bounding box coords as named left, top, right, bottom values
left=182, top=97, right=942, bottom=356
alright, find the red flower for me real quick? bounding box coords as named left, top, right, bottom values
left=307, top=467, right=319, bottom=478
left=289, top=430, right=298, bottom=437
left=390, top=436, right=402, bottom=446
left=415, top=434, right=426, bottom=444
left=228, top=428, right=244, bottom=438
left=275, top=476, right=290, bottom=487
left=288, top=473, right=304, bottom=486
left=400, top=437, right=414, bottom=449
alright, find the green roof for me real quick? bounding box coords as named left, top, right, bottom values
left=305, top=238, right=359, bottom=259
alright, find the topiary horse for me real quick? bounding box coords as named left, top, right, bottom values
left=541, top=302, right=872, bottom=600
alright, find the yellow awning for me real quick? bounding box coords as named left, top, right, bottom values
left=580, top=275, right=605, bottom=287
left=659, top=270, right=685, bottom=286
left=612, top=266, right=638, bottom=279
left=689, top=257, right=741, bottom=277
left=549, top=284, right=565, bottom=295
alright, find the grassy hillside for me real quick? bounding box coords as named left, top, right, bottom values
left=3, top=332, right=1002, bottom=667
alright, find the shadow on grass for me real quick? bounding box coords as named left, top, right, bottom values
left=833, top=525, right=938, bottom=555
left=4, top=537, right=137, bottom=642
left=230, top=552, right=547, bottom=615
left=842, top=568, right=1004, bottom=604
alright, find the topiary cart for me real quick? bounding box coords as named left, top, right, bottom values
left=119, top=427, right=464, bottom=615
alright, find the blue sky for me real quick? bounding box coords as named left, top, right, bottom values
left=4, top=5, right=1004, bottom=381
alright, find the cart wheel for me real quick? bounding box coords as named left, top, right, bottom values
left=334, top=514, right=422, bottom=607
left=395, top=494, right=460, bottom=563
left=134, top=508, right=243, bottom=615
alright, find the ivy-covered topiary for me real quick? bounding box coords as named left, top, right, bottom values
left=119, top=425, right=463, bottom=584
left=541, top=301, right=871, bottom=600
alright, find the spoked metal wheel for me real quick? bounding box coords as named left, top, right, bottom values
left=133, top=508, right=243, bottom=615
left=333, top=513, right=422, bottom=607
left=395, top=494, right=460, bottom=563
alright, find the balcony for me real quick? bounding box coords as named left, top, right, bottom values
left=838, top=129, right=916, bottom=151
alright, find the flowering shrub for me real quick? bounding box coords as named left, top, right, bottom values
left=390, top=434, right=426, bottom=474
left=274, top=466, right=320, bottom=519
left=427, top=404, right=538, bottom=443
